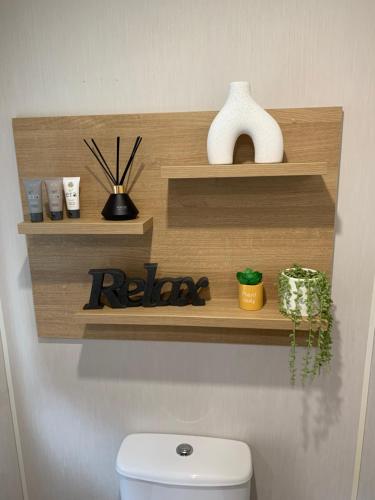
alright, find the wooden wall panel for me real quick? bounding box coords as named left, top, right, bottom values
left=13, top=107, right=343, bottom=342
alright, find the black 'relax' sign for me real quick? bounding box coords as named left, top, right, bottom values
left=84, top=263, right=209, bottom=309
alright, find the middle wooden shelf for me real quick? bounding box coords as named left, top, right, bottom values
left=75, top=298, right=308, bottom=331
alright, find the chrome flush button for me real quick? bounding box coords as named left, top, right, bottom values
left=176, top=443, right=193, bottom=456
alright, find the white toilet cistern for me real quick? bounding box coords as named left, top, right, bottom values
left=116, top=433, right=252, bottom=499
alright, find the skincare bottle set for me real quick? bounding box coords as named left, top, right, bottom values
left=23, top=177, right=80, bottom=222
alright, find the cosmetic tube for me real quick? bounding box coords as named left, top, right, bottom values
left=45, top=178, right=63, bottom=220
left=63, top=177, right=80, bottom=218
left=23, top=179, right=43, bottom=222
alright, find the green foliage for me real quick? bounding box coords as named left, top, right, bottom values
left=283, top=264, right=318, bottom=280
left=278, top=264, right=333, bottom=385
left=236, top=267, right=263, bottom=286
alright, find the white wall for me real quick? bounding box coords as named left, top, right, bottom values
left=1, top=1, right=375, bottom=499
left=0, top=330, right=23, bottom=500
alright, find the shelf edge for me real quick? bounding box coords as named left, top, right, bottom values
left=161, top=162, right=328, bottom=179
left=17, top=216, right=153, bottom=235
left=75, top=309, right=310, bottom=331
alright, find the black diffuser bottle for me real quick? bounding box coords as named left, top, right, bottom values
left=84, top=135, right=143, bottom=222
left=102, top=185, right=139, bottom=220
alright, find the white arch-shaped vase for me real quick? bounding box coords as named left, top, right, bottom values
left=207, top=81, right=284, bottom=164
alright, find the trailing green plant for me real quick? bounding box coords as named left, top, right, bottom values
left=236, top=267, right=262, bottom=285
left=278, top=264, right=333, bottom=384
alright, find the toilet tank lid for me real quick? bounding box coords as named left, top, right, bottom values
left=116, top=433, right=252, bottom=487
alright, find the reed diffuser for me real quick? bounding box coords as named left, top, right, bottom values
left=84, top=135, right=142, bottom=220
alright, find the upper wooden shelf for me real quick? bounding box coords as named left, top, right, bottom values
left=161, top=162, right=328, bottom=179
left=18, top=216, right=153, bottom=235
left=75, top=298, right=309, bottom=331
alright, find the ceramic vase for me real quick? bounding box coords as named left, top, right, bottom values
left=281, top=268, right=319, bottom=317
left=238, top=282, right=264, bottom=311
left=207, top=81, right=284, bottom=164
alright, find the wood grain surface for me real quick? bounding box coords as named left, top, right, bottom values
left=75, top=299, right=310, bottom=330
left=161, top=161, right=328, bottom=179
left=18, top=216, right=153, bottom=235
left=13, top=107, right=343, bottom=342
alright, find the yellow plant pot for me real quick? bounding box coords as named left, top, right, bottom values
left=238, top=283, right=264, bottom=311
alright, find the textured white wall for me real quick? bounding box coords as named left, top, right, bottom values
left=0, top=335, right=23, bottom=500
left=0, top=1, right=375, bottom=499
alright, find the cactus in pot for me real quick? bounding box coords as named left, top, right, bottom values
left=237, top=267, right=263, bottom=311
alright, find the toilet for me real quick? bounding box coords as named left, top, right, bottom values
left=116, top=433, right=252, bottom=499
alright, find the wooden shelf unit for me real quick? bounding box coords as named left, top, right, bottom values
left=161, top=162, right=328, bottom=179
left=13, top=107, right=343, bottom=343
left=18, top=216, right=153, bottom=235
left=76, top=299, right=308, bottom=331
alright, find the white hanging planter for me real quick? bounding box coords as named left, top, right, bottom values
left=207, top=81, right=284, bottom=164
left=281, top=268, right=319, bottom=317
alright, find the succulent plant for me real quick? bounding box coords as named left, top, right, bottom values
left=236, top=267, right=263, bottom=286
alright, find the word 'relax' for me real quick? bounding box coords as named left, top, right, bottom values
left=84, top=263, right=209, bottom=309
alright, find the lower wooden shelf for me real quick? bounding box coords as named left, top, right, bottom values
left=75, top=299, right=309, bottom=331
